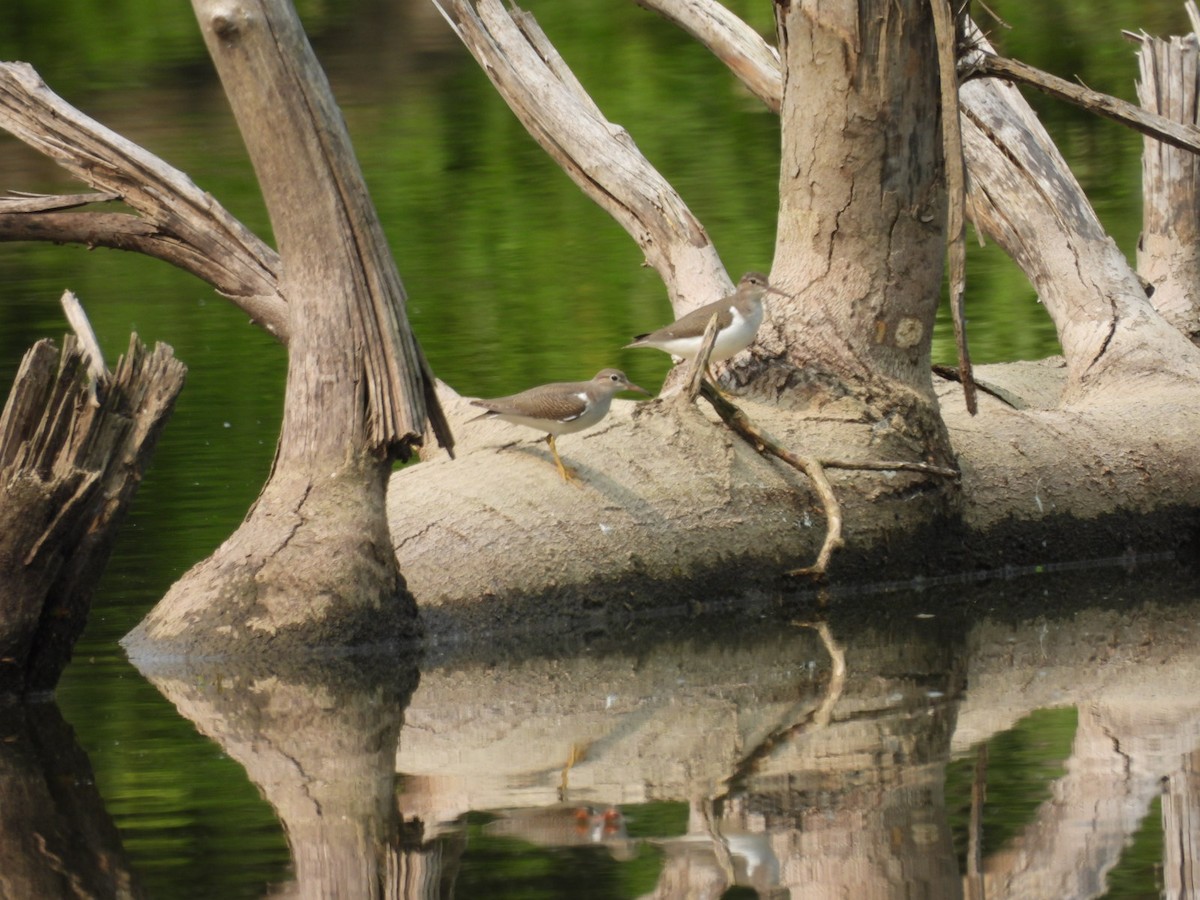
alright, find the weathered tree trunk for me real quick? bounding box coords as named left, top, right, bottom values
left=2, top=0, right=1199, bottom=646
left=122, top=0, right=449, bottom=657
left=0, top=324, right=184, bottom=697
left=763, top=1, right=947, bottom=429
left=374, top=0, right=1200, bottom=618
left=1135, top=30, right=1200, bottom=344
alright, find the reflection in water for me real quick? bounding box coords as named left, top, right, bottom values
left=130, top=653, right=421, bottom=899
left=389, top=594, right=970, bottom=898
left=0, top=701, right=145, bottom=898
left=30, top=564, right=1186, bottom=897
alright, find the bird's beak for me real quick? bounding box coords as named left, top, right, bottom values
left=766, top=283, right=792, bottom=299
left=626, top=382, right=650, bottom=396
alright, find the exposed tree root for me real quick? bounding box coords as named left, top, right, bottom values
left=695, top=379, right=958, bottom=579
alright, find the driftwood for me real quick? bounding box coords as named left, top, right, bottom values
left=0, top=297, right=185, bottom=696
left=0, top=1, right=1198, bottom=653
left=383, top=2, right=1200, bottom=620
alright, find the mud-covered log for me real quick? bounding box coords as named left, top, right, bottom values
left=0, top=328, right=185, bottom=697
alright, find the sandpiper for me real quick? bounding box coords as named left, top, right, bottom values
left=626, top=272, right=787, bottom=378
left=469, top=369, right=647, bottom=481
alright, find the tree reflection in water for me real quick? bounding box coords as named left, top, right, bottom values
left=7, top=562, right=1192, bottom=898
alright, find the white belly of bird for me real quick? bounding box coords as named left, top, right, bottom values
left=672, top=302, right=763, bottom=361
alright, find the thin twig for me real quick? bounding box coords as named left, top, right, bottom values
left=684, top=312, right=722, bottom=403
left=931, top=0, right=978, bottom=415
left=0, top=191, right=119, bottom=213
left=696, top=384, right=959, bottom=576
left=964, top=51, right=1200, bottom=156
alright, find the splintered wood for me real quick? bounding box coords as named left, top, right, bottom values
left=0, top=310, right=185, bottom=696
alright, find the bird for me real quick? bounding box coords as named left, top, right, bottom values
left=625, top=272, right=787, bottom=379
left=468, top=369, right=648, bottom=481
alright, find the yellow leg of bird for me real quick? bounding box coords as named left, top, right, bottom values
left=559, top=741, right=589, bottom=799
left=547, top=435, right=578, bottom=482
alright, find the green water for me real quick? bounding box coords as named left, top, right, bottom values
left=1, top=1, right=1196, bottom=896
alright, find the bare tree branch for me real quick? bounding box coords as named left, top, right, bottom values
left=633, top=0, right=1200, bottom=164
left=632, top=0, right=781, bottom=113
left=0, top=208, right=287, bottom=330
left=965, top=49, right=1200, bottom=157
left=435, top=0, right=731, bottom=309
left=0, top=62, right=288, bottom=340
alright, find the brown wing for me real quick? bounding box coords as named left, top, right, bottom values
left=637, top=297, right=733, bottom=341
left=471, top=382, right=590, bottom=422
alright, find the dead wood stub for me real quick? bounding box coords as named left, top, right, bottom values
left=0, top=332, right=185, bottom=697
left=1135, top=29, right=1200, bottom=343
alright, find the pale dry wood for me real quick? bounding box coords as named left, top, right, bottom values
left=0, top=191, right=118, bottom=212
left=693, top=378, right=957, bottom=578
left=60, top=290, right=106, bottom=388
left=632, top=0, right=782, bottom=113
left=195, top=0, right=448, bottom=459
left=434, top=0, right=732, bottom=311
left=960, top=23, right=1200, bottom=397
left=965, top=50, right=1200, bottom=157
left=1133, top=28, right=1200, bottom=342
left=932, top=0, right=977, bottom=415
left=0, top=63, right=287, bottom=339
left=127, top=0, right=440, bottom=657
left=697, top=380, right=844, bottom=577
left=637, top=3, right=1200, bottom=392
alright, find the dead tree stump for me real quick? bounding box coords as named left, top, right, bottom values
left=1135, top=29, right=1200, bottom=344
left=0, top=328, right=185, bottom=698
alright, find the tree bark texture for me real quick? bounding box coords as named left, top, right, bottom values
left=0, top=332, right=184, bottom=696
left=766, top=0, right=947, bottom=407
left=0, top=63, right=287, bottom=339
left=124, top=0, right=447, bottom=657
left=1136, top=31, right=1200, bottom=344
left=959, top=27, right=1200, bottom=403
